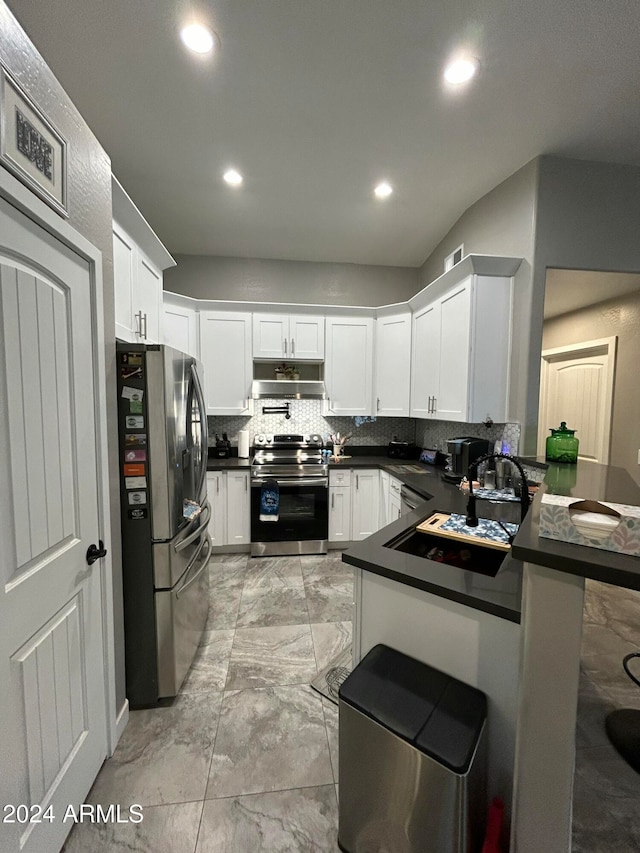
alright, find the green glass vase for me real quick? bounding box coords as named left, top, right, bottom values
left=545, top=421, right=579, bottom=464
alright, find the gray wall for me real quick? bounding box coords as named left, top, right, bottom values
left=419, top=155, right=640, bottom=465
left=543, top=290, right=640, bottom=485
left=418, top=159, right=540, bottom=446
left=165, top=255, right=419, bottom=307
left=0, top=3, right=126, bottom=715
left=529, top=157, right=640, bottom=460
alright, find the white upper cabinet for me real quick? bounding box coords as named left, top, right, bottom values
left=410, top=302, right=439, bottom=418
left=375, top=311, right=411, bottom=417
left=252, top=312, right=324, bottom=360
left=409, top=260, right=515, bottom=422
left=200, top=311, right=252, bottom=415
left=437, top=281, right=471, bottom=420
left=289, top=314, right=325, bottom=359
left=325, top=315, right=374, bottom=415
left=411, top=279, right=472, bottom=421
left=163, top=292, right=199, bottom=358
left=112, top=176, right=175, bottom=344
left=113, top=223, right=136, bottom=342
left=252, top=313, right=288, bottom=359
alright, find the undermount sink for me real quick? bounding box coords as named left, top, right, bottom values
left=383, top=519, right=509, bottom=577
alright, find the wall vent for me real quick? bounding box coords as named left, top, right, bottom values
left=444, top=244, right=464, bottom=272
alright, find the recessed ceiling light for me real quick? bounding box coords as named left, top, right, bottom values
left=223, top=169, right=243, bottom=186
left=374, top=182, right=393, bottom=199
left=443, top=58, right=479, bottom=85
left=180, top=24, right=215, bottom=54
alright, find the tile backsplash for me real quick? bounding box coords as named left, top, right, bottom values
left=415, top=420, right=521, bottom=456
left=207, top=399, right=520, bottom=454
left=207, top=399, right=413, bottom=446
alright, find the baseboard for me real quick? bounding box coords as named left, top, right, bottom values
left=114, top=699, right=129, bottom=749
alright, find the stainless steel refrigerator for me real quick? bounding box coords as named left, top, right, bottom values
left=116, top=343, right=210, bottom=707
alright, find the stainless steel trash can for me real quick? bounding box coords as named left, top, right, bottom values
left=338, top=644, right=487, bottom=853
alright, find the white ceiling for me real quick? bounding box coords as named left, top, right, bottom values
left=6, top=0, right=640, bottom=267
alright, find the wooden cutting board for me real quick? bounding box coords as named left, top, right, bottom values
left=416, top=511, right=513, bottom=552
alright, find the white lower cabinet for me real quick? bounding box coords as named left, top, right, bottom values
left=379, top=470, right=390, bottom=527
left=351, top=469, right=379, bottom=541
left=226, top=471, right=250, bottom=544
left=329, top=469, right=351, bottom=543
left=207, top=472, right=226, bottom=546
left=329, top=487, right=352, bottom=542
left=388, top=476, right=402, bottom=522
left=207, top=470, right=250, bottom=547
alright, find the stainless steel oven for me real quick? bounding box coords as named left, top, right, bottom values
left=250, top=434, right=328, bottom=556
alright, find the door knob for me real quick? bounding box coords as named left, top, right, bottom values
left=86, top=540, right=107, bottom=566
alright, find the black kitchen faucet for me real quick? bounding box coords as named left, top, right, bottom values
left=465, top=452, right=530, bottom=528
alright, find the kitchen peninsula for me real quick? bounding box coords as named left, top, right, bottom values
left=342, top=459, right=640, bottom=853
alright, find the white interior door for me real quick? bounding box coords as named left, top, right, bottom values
left=0, top=197, right=107, bottom=853
left=537, top=337, right=617, bottom=463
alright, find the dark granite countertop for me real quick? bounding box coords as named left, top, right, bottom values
left=206, top=455, right=252, bottom=470
left=512, top=461, right=640, bottom=590
left=341, top=461, right=524, bottom=623
left=340, top=454, right=640, bottom=622
left=329, top=455, right=442, bottom=498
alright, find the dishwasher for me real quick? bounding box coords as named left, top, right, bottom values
left=400, top=484, right=426, bottom=515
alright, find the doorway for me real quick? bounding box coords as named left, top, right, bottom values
left=540, top=268, right=640, bottom=480
left=538, top=337, right=616, bottom=464
left=0, top=190, right=110, bottom=853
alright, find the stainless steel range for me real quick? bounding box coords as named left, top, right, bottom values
left=250, top=433, right=328, bottom=557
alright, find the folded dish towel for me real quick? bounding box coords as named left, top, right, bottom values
left=260, top=478, right=280, bottom=522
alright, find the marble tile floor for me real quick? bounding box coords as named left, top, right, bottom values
left=62, top=561, right=640, bottom=851
left=63, top=553, right=352, bottom=852
left=572, top=579, right=640, bottom=852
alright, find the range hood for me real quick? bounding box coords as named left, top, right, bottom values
left=251, top=379, right=327, bottom=400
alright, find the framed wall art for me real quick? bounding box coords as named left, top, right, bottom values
left=0, top=64, right=68, bottom=217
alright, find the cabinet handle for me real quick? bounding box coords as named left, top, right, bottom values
left=433, top=396, right=436, bottom=414
left=356, top=475, right=359, bottom=490
left=216, top=477, right=219, bottom=494
left=135, top=310, right=143, bottom=337
left=143, top=312, right=148, bottom=339
left=376, top=397, right=380, bottom=412
left=291, top=338, right=295, bottom=356
left=284, top=339, right=287, bottom=355
left=245, top=476, right=247, bottom=492
left=332, top=493, right=335, bottom=509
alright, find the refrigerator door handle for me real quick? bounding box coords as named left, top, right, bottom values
left=190, top=362, right=208, bottom=501
left=174, top=500, right=211, bottom=552
left=176, top=535, right=212, bottom=599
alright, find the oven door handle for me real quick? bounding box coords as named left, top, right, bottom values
left=174, top=500, right=211, bottom=552
left=251, top=478, right=329, bottom=488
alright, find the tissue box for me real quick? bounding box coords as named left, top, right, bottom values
left=539, top=494, right=640, bottom=557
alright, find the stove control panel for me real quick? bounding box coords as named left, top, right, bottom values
left=253, top=433, right=325, bottom=448
left=253, top=433, right=274, bottom=446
